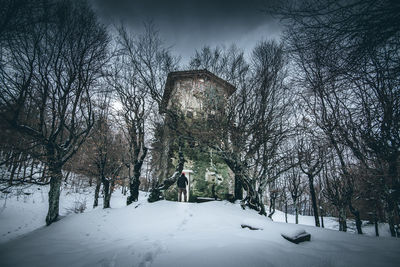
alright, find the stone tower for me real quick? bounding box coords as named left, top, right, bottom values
left=160, top=69, right=235, bottom=117
left=156, top=69, right=236, bottom=201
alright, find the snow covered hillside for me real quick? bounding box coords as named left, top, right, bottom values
left=0, top=183, right=392, bottom=244
left=0, top=190, right=399, bottom=267
left=270, top=209, right=393, bottom=237
left=0, top=183, right=127, bottom=244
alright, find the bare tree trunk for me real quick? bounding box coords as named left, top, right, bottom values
left=374, top=210, right=379, bottom=237
left=320, top=207, right=325, bottom=228
left=103, top=176, right=111, bottom=209
left=255, top=187, right=267, bottom=216
left=9, top=164, right=18, bottom=185
left=16, top=158, right=23, bottom=181
left=234, top=175, right=243, bottom=200
left=29, top=160, right=35, bottom=182
left=9, top=158, right=18, bottom=186
left=294, top=199, right=299, bottom=224
left=93, top=178, right=101, bottom=208
left=127, top=147, right=147, bottom=205
left=387, top=159, right=399, bottom=237
left=122, top=181, right=127, bottom=195
left=64, top=171, right=71, bottom=183
left=128, top=176, right=140, bottom=204
left=349, top=200, right=363, bottom=234
left=268, top=192, right=276, bottom=219
left=338, top=206, right=347, bottom=232
left=386, top=200, right=397, bottom=237
left=223, top=156, right=267, bottom=216
left=308, top=175, right=320, bottom=227
left=41, top=165, right=47, bottom=183
left=22, top=160, right=28, bottom=183
left=7, top=152, right=13, bottom=172
left=284, top=200, right=288, bottom=223
left=148, top=139, right=184, bottom=202
left=46, top=163, right=63, bottom=225
left=212, top=183, right=217, bottom=200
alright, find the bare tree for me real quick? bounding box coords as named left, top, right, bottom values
left=268, top=0, right=400, bottom=66
left=287, top=160, right=304, bottom=224
left=87, top=106, right=124, bottom=209
left=321, top=158, right=346, bottom=231
left=198, top=41, right=292, bottom=215
left=128, top=22, right=180, bottom=107
left=109, top=23, right=181, bottom=203
left=189, top=45, right=249, bottom=88
left=0, top=0, right=109, bottom=225
left=106, top=26, right=153, bottom=205
left=297, top=134, right=325, bottom=227
left=0, top=0, right=45, bottom=44
left=274, top=0, right=400, bottom=236
left=189, top=44, right=249, bottom=200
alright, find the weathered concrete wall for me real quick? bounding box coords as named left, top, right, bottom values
left=167, top=75, right=229, bottom=118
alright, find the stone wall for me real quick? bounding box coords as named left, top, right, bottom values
left=167, top=75, right=229, bottom=119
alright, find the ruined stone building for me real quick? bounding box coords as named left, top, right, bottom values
left=155, top=69, right=236, bottom=201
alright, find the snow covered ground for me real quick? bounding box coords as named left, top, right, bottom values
left=270, top=209, right=393, bottom=237
left=0, top=182, right=126, bottom=243
left=0, top=186, right=400, bottom=267
left=0, top=183, right=392, bottom=243
left=0, top=185, right=399, bottom=267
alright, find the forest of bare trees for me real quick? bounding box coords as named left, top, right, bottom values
left=0, top=0, right=398, bottom=237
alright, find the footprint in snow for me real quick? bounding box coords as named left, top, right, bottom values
left=98, top=253, right=117, bottom=267
left=139, top=251, right=154, bottom=267
left=138, top=243, right=164, bottom=267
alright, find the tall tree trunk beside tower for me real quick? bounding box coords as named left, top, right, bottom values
left=127, top=146, right=148, bottom=204
left=148, top=138, right=185, bottom=202
left=109, top=24, right=177, bottom=204
left=123, top=113, right=148, bottom=205
left=220, top=154, right=267, bottom=216
left=234, top=176, right=243, bottom=200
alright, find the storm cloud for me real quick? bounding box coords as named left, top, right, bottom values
left=91, top=0, right=282, bottom=64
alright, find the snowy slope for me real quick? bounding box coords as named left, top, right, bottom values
left=0, top=194, right=399, bottom=267
left=0, top=183, right=127, bottom=243
left=270, top=209, right=393, bottom=237
left=1, top=183, right=391, bottom=245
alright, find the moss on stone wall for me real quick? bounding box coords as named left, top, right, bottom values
left=163, top=145, right=233, bottom=202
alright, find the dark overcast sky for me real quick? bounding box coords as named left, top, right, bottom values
left=91, top=0, right=282, bottom=64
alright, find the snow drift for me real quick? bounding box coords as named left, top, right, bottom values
left=0, top=191, right=399, bottom=267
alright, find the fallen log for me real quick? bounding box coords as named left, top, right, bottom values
left=241, top=224, right=263, bottom=230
